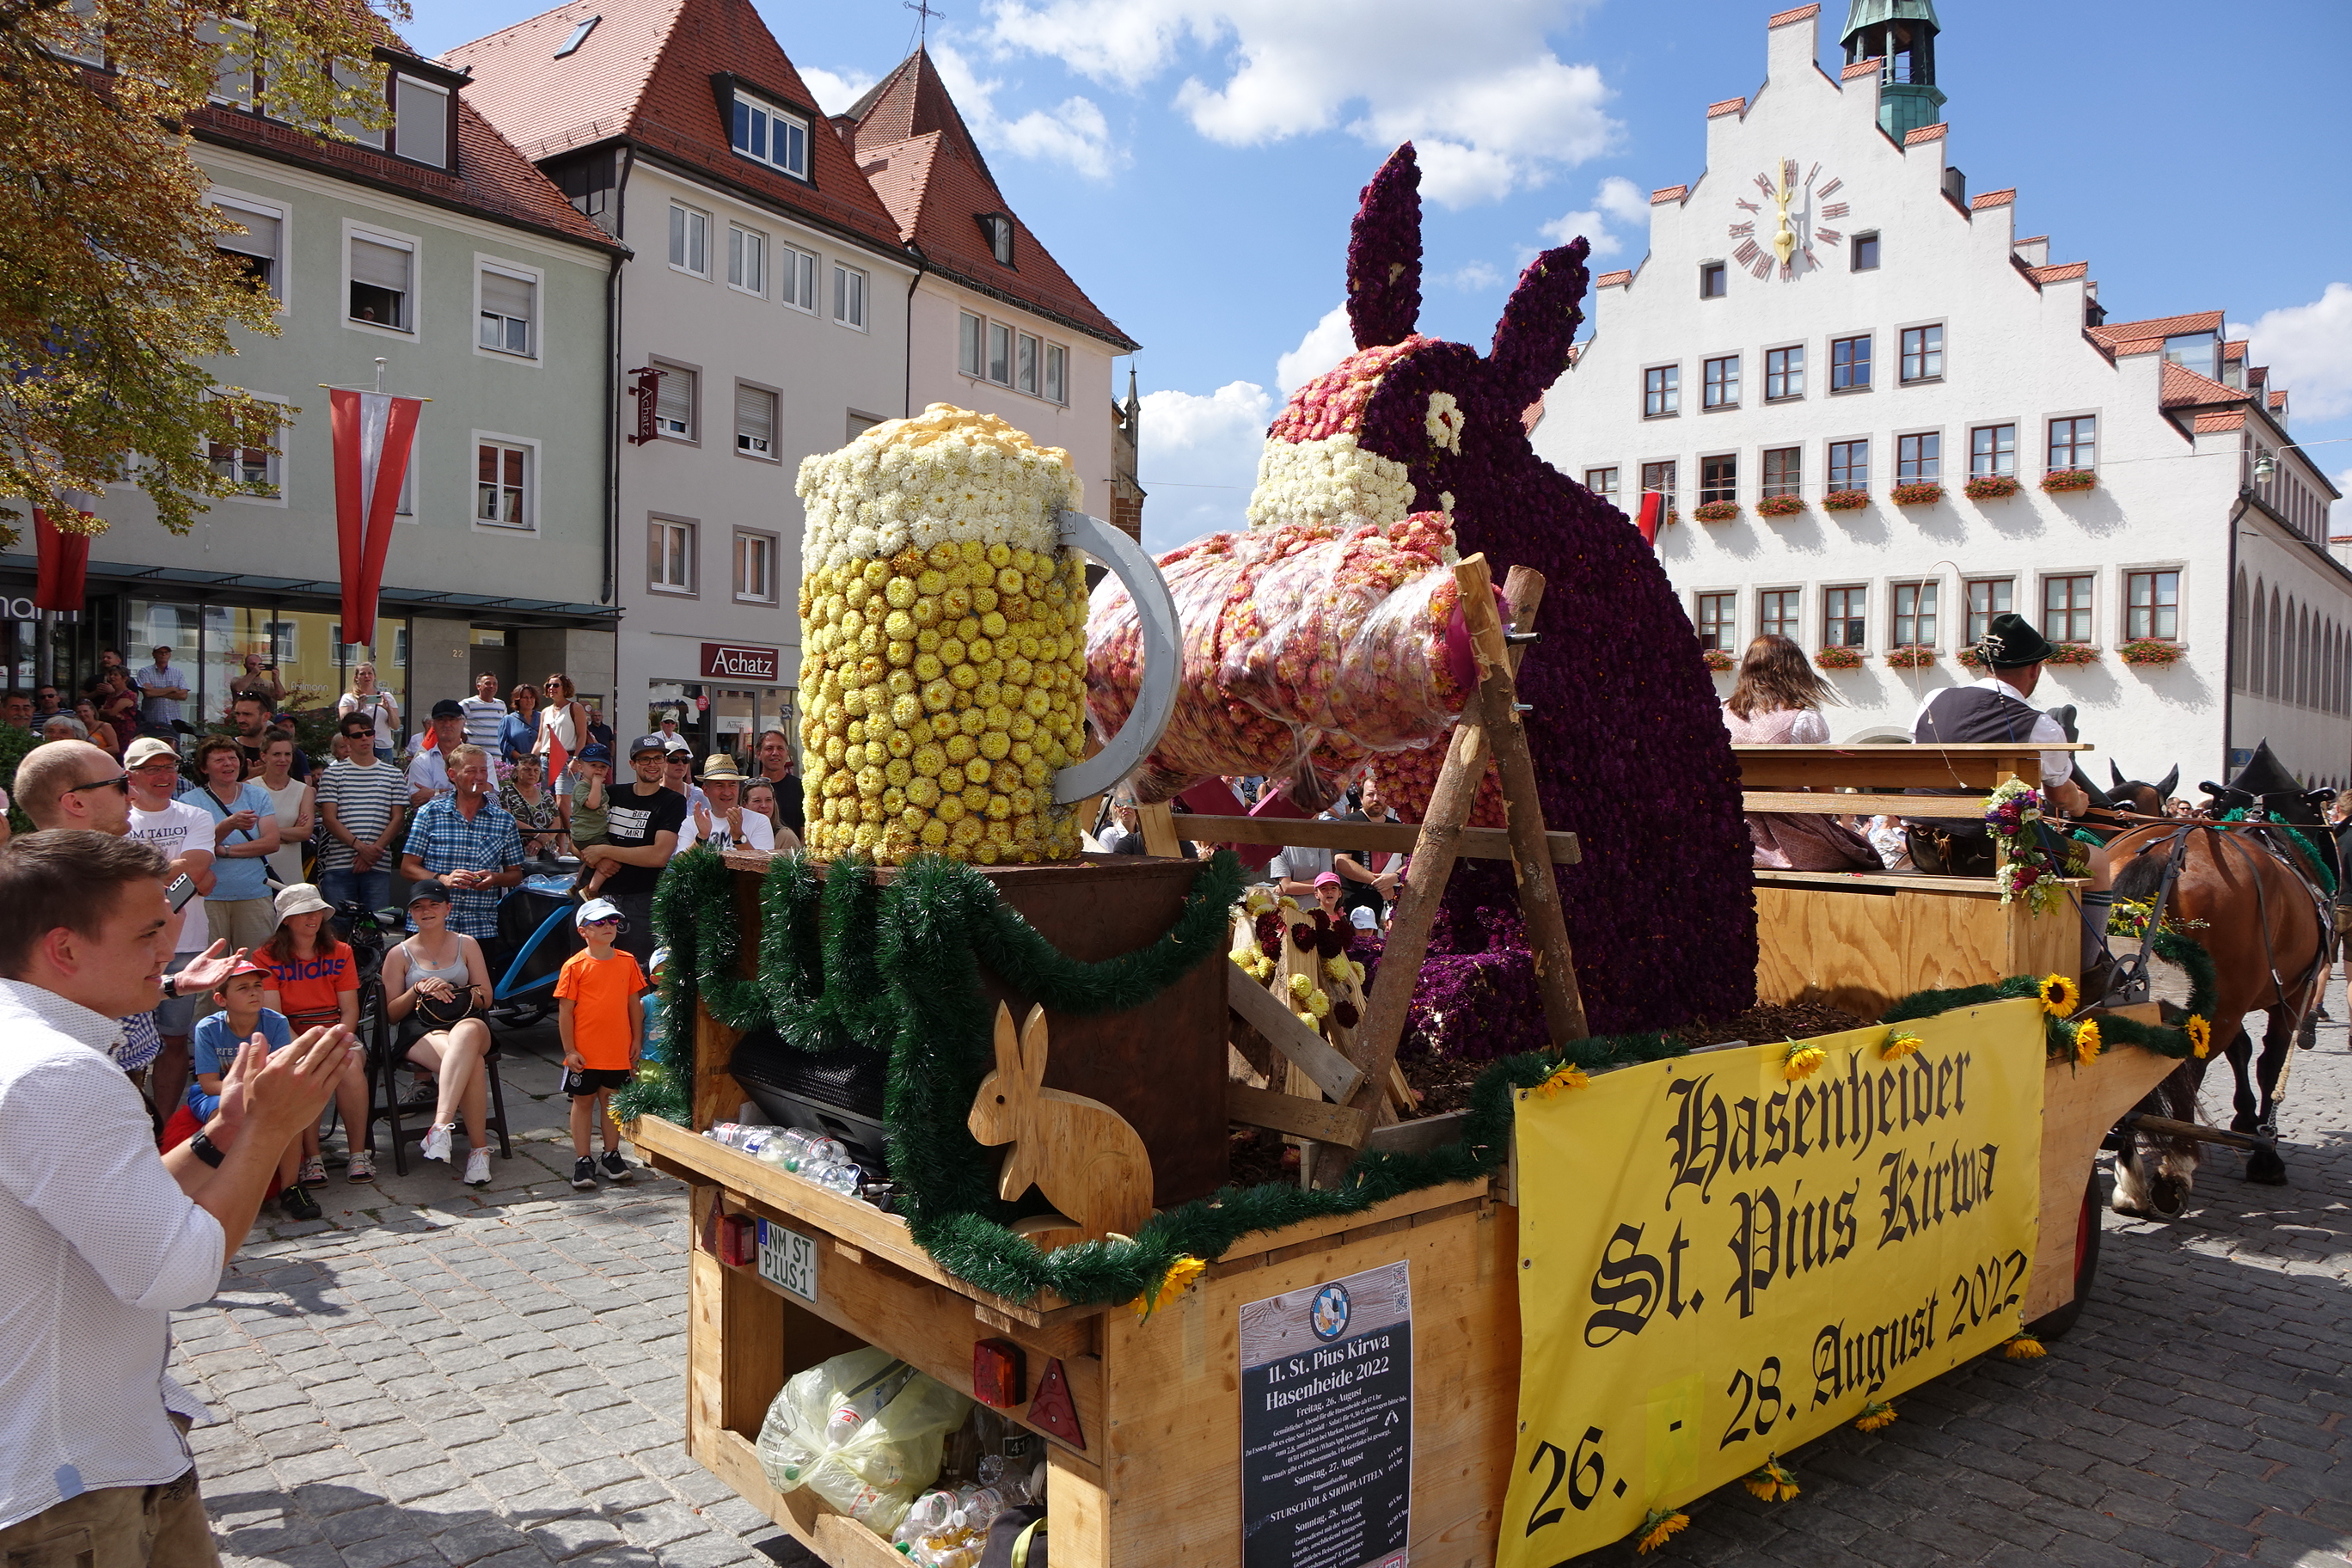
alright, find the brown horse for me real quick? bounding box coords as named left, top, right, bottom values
left=2103, top=820, right=2330, bottom=1214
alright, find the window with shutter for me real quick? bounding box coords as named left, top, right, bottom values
left=478, top=269, right=535, bottom=356
left=735, top=384, right=775, bottom=456
left=348, top=236, right=412, bottom=328
left=394, top=77, right=449, bottom=168
left=216, top=204, right=280, bottom=294
left=654, top=367, right=695, bottom=438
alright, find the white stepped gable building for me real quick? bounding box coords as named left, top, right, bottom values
left=1534, top=1, right=2349, bottom=788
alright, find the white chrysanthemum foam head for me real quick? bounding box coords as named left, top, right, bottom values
left=1245, top=432, right=1415, bottom=532
left=797, top=402, right=1081, bottom=569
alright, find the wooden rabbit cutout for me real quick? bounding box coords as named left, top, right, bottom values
left=968, top=1002, right=1154, bottom=1250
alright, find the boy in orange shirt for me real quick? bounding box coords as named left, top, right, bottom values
left=556, top=897, right=647, bottom=1190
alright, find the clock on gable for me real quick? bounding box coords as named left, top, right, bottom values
left=1725, top=157, right=1853, bottom=280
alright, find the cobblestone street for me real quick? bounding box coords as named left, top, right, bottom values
left=176, top=996, right=2349, bottom=1568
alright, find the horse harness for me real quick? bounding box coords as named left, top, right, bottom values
left=2101, top=817, right=2332, bottom=1016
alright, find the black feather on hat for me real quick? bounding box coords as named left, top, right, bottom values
left=1977, top=612, right=2056, bottom=670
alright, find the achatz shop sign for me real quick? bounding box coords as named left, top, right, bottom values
left=1499, top=998, right=2046, bottom=1564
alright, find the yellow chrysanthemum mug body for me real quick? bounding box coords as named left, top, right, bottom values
left=794, top=404, right=1178, bottom=865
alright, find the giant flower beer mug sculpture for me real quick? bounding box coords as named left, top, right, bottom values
left=795, top=405, right=1175, bottom=863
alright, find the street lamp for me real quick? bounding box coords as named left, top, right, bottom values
left=2253, top=452, right=2276, bottom=485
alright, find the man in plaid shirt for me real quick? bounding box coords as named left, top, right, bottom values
left=398, top=744, right=524, bottom=938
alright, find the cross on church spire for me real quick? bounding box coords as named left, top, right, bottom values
left=904, top=0, right=944, bottom=45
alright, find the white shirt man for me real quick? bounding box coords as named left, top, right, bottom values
left=0, top=830, right=346, bottom=1558
left=673, top=758, right=775, bottom=854
left=406, top=704, right=468, bottom=806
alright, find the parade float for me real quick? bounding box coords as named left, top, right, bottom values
left=624, top=145, right=2196, bottom=1567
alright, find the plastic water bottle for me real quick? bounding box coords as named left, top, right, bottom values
left=813, top=1161, right=864, bottom=1197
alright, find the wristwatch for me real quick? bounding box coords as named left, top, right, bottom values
left=190, top=1129, right=226, bottom=1167
left=159, top=973, right=180, bottom=1001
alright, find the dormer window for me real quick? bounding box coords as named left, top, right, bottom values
left=732, top=92, right=807, bottom=179
left=2162, top=332, right=2219, bottom=381
left=391, top=74, right=450, bottom=168
left=977, top=214, right=1015, bottom=266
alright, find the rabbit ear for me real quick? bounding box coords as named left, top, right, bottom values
left=992, top=1002, right=1022, bottom=1081
left=1020, top=1004, right=1050, bottom=1092
left=1346, top=144, right=1422, bottom=350
left=1486, top=240, right=1590, bottom=409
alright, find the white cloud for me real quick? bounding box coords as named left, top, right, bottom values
left=1437, top=260, right=1505, bottom=291
left=931, top=43, right=1123, bottom=179
left=2231, top=282, right=2352, bottom=423
left=798, top=66, right=879, bottom=116
left=1538, top=174, right=1648, bottom=259
left=1275, top=305, right=1355, bottom=395
left=1134, top=381, right=1273, bottom=553
left=983, top=0, right=1616, bottom=205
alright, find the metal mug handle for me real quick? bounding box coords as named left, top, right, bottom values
left=1051, top=510, right=1179, bottom=805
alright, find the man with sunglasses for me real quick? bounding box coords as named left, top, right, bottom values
left=123, top=738, right=222, bottom=1116
left=15, top=740, right=240, bottom=1114
left=575, top=736, right=682, bottom=966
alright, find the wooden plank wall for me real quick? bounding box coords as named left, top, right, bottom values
left=1754, top=883, right=2080, bottom=1020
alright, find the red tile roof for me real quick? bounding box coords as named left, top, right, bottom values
left=446, top=0, right=906, bottom=255
left=1842, top=58, right=1882, bottom=81
left=2013, top=234, right=2048, bottom=246
left=1706, top=97, right=1746, bottom=118
left=191, top=60, right=617, bottom=253
left=2086, top=309, right=2222, bottom=353
left=839, top=49, right=1134, bottom=351
left=2159, top=360, right=2246, bottom=408
left=1650, top=185, right=1688, bottom=205
left=1595, top=269, right=1632, bottom=288
left=2223, top=339, right=2247, bottom=360
left=1903, top=123, right=1948, bottom=144
left=1969, top=187, right=2016, bottom=209
left=2193, top=412, right=2247, bottom=432
left=1767, top=4, right=1821, bottom=26
left=2024, top=261, right=2088, bottom=284
left=2269, top=389, right=2288, bottom=410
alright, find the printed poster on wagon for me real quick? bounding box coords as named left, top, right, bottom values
left=1500, top=997, right=2047, bottom=1565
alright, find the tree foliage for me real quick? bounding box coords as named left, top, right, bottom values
left=0, top=0, right=405, bottom=547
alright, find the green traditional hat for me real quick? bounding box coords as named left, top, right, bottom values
left=1978, top=612, right=2055, bottom=670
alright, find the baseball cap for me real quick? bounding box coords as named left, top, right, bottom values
left=663, top=737, right=691, bottom=755
left=628, top=733, right=668, bottom=757
left=151, top=644, right=173, bottom=656
left=576, top=897, right=622, bottom=927
left=1350, top=905, right=1380, bottom=930
left=407, top=879, right=454, bottom=905
left=125, top=736, right=178, bottom=768
left=576, top=742, right=613, bottom=765
left=214, top=956, right=273, bottom=991
left=1313, top=871, right=1343, bottom=888
left=430, top=698, right=465, bottom=720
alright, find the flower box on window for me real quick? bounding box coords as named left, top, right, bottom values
left=1956, top=646, right=1987, bottom=667
left=1703, top=648, right=1734, bottom=672
left=1822, top=489, right=1870, bottom=511
left=1890, top=481, right=1944, bottom=506
left=2043, top=642, right=2100, bottom=665
left=1692, top=499, right=1741, bottom=523
left=1755, top=493, right=1806, bottom=518
left=2041, top=469, right=2097, bottom=494
left=1963, top=475, right=2021, bottom=500
left=1884, top=645, right=1936, bottom=670
left=1814, top=646, right=1865, bottom=670
left=2117, top=639, right=2184, bottom=667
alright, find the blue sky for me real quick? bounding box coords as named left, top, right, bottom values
left=405, top=0, right=2352, bottom=554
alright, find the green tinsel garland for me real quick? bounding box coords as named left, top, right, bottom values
left=1877, top=928, right=2220, bottom=1065
left=620, top=844, right=1704, bottom=1305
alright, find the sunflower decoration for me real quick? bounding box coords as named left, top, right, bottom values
left=1742, top=1459, right=1800, bottom=1503
left=1781, top=1041, right=1827, bottom=1081
left=1632, top=1510, right=1689, bottom=1555
left=2037, top=972, right=2080, bottom=1016
left=2185, top=1014, right=2212, bottom=1059
left=1879, top=1031, right=1924, bottom=1061
left=1131, top=1255, right=1207, bottom=1321
left=2072, top=1019, right=2102, bottom=1066
left=1853, top=1400, right=1897, bottom=1432
left=2000, top=1333, right=2047, bottom=1360
left=1528, top=1061, right=1589, bottom=1099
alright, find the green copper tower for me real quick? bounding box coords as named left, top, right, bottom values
left=1842, top=0, right=1945, bottom=138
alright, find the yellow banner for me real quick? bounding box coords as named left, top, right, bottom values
left=1499, top=999, right=2047, bottom=1564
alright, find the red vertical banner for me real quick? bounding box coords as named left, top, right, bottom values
left=1636, top=491, right=1665, bottom=547
left=330, top=389, right=424, bottom=649
left=32, top=507, right=92, bottom=611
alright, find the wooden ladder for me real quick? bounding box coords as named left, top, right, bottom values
left=1214, top=553, right=1592, bottom=1186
